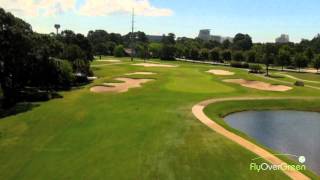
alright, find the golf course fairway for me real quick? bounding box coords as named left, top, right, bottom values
left=0, top=57, right=319, bottom=179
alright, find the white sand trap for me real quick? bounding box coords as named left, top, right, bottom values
left=97, top=60, right=121, bottom=62
left=125, top=72, right=157, bottom=75
left=133, top=63, right=177, bottom=68
left=90, top=78, right=153, bottom=93
left=207, top=69, right=234, bottom=76
left=223, top=79, right=292, bottom=92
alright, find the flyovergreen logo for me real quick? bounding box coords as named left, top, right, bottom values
left=249, top=154, right=306, bottom=172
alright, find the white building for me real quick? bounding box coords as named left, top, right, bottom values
left=198, top=29, right=233, bottom=43
left=275, top=34, right=290, bottom=43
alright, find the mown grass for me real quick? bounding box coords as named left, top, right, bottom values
left=0, top=57, right=319, bottom=179
left=204, top=99, right=320, bottom=179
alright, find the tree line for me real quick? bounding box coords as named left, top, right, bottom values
left=88, top=28, right=320, bottom=74
left=2, top=6, right=320, bottom=106
left=0, top=8, right=93, bottom=107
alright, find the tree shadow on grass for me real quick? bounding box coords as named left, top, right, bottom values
left=268, top=74, right=285, bottom=79
left=0, top=102, right=40, bottom=119
left=0, top=91, right=64, bottom=119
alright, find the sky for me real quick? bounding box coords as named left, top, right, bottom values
left=1, top=0, right=320, bottom=42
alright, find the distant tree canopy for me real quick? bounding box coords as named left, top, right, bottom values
left=209, top=49, right=220, bottom=61
left=160, top=33, right=176, bottom=60
left=114, top=45, right=125, bottom=57
left=233, top=33, right=253, bottom=51
left=294, top=53, right=308, bottom=72
left=313, top=55, right=320, bottom=72
left=87, top=30, right=122, bottom=56
left=3, top=6, right=320, bottom=106
left=0, top=8, right=93, bottom=106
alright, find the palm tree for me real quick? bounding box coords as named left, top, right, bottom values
left=54, top=24, right=60, bottom=35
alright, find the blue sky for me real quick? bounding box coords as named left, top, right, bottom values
left=2, top=0, right=320, bottom=42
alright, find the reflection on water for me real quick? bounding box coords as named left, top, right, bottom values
left=225, top=110, right=320, bottom=175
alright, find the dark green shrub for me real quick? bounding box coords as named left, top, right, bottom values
left=249, top=64, right=263, bottom=73
left=294, top=81, right=305, bottom=86
left=230, top=61, right=249, bottom=68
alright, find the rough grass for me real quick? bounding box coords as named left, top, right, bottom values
left=0, top=57, right=319, bottom=179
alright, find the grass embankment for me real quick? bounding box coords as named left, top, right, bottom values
left=204, top=99, right=320, bottom=179
left=0, top=56, right=319, bottom=179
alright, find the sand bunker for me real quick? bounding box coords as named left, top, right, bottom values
left=125, top=72, right=156, bottom=75
left=223, top=79, right=292, bottom=92
left=90, top=78, right=153, bottom=93
left=97, top=60, right=121, bottom=62
left=207, top=69, right=234, bottom=76
left=133, top=63, right=177, bottom=68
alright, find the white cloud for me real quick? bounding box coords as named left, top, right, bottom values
left=0, top=0, right=76, bottom=16
left=0, top=0, right=173, bottom=17
left=78, top=0, right=173, bottom=17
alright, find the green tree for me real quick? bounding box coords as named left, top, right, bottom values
left=304, top=48, right=314, bottom=64
left=246, top=50, right=256, bottom=63
left=277, top=49, right=291, bottom=71
left=105, top=41, right=116, bottom=55
left=313, top=55, right=320, bottom=72
left=149, top=43, right=162, bottom=58
left=58, top=30, right=93, bottom=75
left=221, top=50, right=232, bottom=61
left=222, top=39, right=231, bottom=49
left=87, top=30, right=110, bottom=56
left=114, top=45, right=125, bottom=57
left=232, top=51, right=245, bottom=61
left=62, top=44, right=85, bottom=62
left=0, top=8, right=33, bottom=106
left=162, top=33, right=176, bottom=45
left=93, top=43, right=108, bottom=58
left=294, top=53, right=308, bottom=72
left=136, top=42, right=149, bottom=61
left=199, top=48, right=209, bottom=60
left=233, top=33, right=253, bottom=51
left=0, top=8, right=79, bottom=106
left=160, top=45, right=176, bottom=60
left=263, top=53, right=275, bottom=76
left=160, top=33, right=176, bottom=60
left=189, top=47, right=199, bottom=60
left=209, top=49, right=220, bottom=61
left=263, top=43, right=277, bottom=76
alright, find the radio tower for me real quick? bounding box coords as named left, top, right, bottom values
left=130, top=8, right=135, bottom=61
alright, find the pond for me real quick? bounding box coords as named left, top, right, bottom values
left=224, top=110, right=320, bottom=175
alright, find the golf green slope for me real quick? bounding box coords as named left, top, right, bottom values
left=0, top=57, right=319, bottom=179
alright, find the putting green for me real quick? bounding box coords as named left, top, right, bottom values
left=165, top=68, right=234, bottom=94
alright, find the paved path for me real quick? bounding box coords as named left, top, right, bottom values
left=275, top=73, right=320, bottom=84
left=254, top=74, right=320, bottom=90
left=91, top=62, right=124, bottom=67
left=192, top=96, right=313, bottom=180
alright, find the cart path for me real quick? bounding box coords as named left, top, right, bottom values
left=275, top=73, right=320, bottom=84
left=192, top=96, right=315, bottom=180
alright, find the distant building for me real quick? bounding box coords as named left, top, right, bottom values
left=211, top=35, right=222, bottom=43
left=221, top=36, right=234, bottom=43
left=198, top=29, right=211, bottom=41
left=147, top=35, right=163, bottom=42
left=276, top=34, right=290, bottom=43
left=197, top=29, right=233, bottom=43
